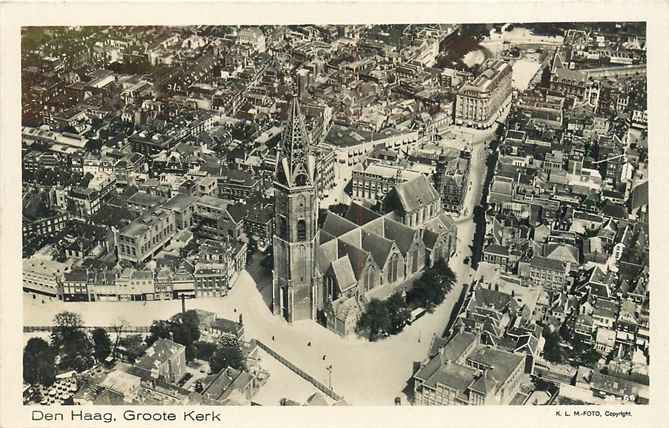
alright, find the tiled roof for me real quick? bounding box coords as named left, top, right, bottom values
left=162, top=193, right=197, bottom=211
left=331, top=256, right=357, bottom=292
left=322, top=212, right=358, bottom=237
left=361, top=230, right=394, bottom=267
left=394, top=174, right=439, bottom=213
left=545, top=243, right=579, bottom=264
left=530, top=256, right=565, bottom=271
left=466, top=345, right=524, bottom=387
left=442, top=332, right=477, bottom=363
left=382, top=218, right=416, bottom=254
left=136, top=338, right=185, bottom=372
left=345, top=202, right=381, bottom=226
left=337, top=239, right=371, bottom=279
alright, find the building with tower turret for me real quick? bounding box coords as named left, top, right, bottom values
left=272, top=97, right=322, bottom=322
left=272, top=97, right=458, bottom=334
left=433, top=149, right=471, bottom=214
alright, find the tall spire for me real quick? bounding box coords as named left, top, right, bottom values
left=276, top=96, right=315, bottom=187
left=284, top=96, right=310, bottom=168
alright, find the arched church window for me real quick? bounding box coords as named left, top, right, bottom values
left=297, top=219, right=306, bottom=240
left=367, top=266, right=375, bottom=291
left=279, top=216, right=288, bottom=240
left=295, top=174, right=308, bottom=186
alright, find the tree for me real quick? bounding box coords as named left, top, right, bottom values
left=147, top=320, right=173, bottom=346
left=51, top=311, right=83, bottom=349
left=51, top=311, right=94, bottom=372
left=386, top=292, right=410, bottom=334
left=209, top=336, right=245, bottom=373
left=409, top=260, right=455, bottom=309
left=172, top=310, right=201, bottom=361
left=357, top=298, right=391, bottom=341
left=60, top=330, right=94, bottom=372
left=109, top=318, right=128, bottom=358
left=91, top=328, right=112, bottom=362
left=118, top=334, right=147, bottom=364
left=579, top=348, right=601, bottom=369
left=173, top=310, right=201, bottom=342
left=543, top=327, right=563, bottom=363
left=436, top=260, right=456, bottom=292
left=194, top=341, right=218, bottom=361
left=23, top=338, right=56, bottom=386
left=147, top=312, right=201, bottom=361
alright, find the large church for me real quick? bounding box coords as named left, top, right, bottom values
left=272, top=98, right=458, bottom=336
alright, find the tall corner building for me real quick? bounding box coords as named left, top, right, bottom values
left=272, top=97, right=321, bottom=322
left=455, top=59, right=512, bottom=129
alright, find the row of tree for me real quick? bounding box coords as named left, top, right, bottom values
left=147, top=311, right=245, bottom=373
left=356, top=293, right=411, bottom=341
left=24, top=309, right=248, bottom=387
left=147, top=310, right=201, bottom=361
left=406, top=259, right=456, bottom=309
left=24, top=312, right=113, bottom=386
left=356, top=260, right=456, bottom=341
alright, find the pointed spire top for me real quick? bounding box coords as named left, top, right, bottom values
left=275, top=96, right=315, bottom=188
left=283, top=95, right=310, bottom=167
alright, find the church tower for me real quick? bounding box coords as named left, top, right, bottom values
left=433, top=149, right=448, bottom=198
left=272, top=97, right=320, bottom=322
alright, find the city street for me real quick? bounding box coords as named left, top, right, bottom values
left=24, top=126, right=494, bottom=405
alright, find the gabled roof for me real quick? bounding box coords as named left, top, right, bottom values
left=530, top=255, right=566, bottom=271
left=337, top=239, right=372, bottom=279
left=545, top=243, right=579, bottom=265
left=319, top=228, right=336, bottom=245
left=424, top=212, right=457, bottom=236
left=466, top=345, right=524, bottom=388
left=393, top=174, right=439, bottom=213
left=136, top=338, right=185, bottom=373
left=473, top=287, right=519, bottom=313
left=322, top=212, right=358, bottom=237
left=361, top=230, right=394, bottom=268
left=442, top=332, right=477, bottom=363
left=226, top=203, right=248, bottom=223
left=331, top=256, right=357, bottom=292
left=345, top=202, right=381, bottom=226
left=382, top=218, right=417, bottom=254
left=316, top=243, right=337, bottom=274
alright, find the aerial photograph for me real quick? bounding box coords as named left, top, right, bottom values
left=20, top=22, right=649, bottom=406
